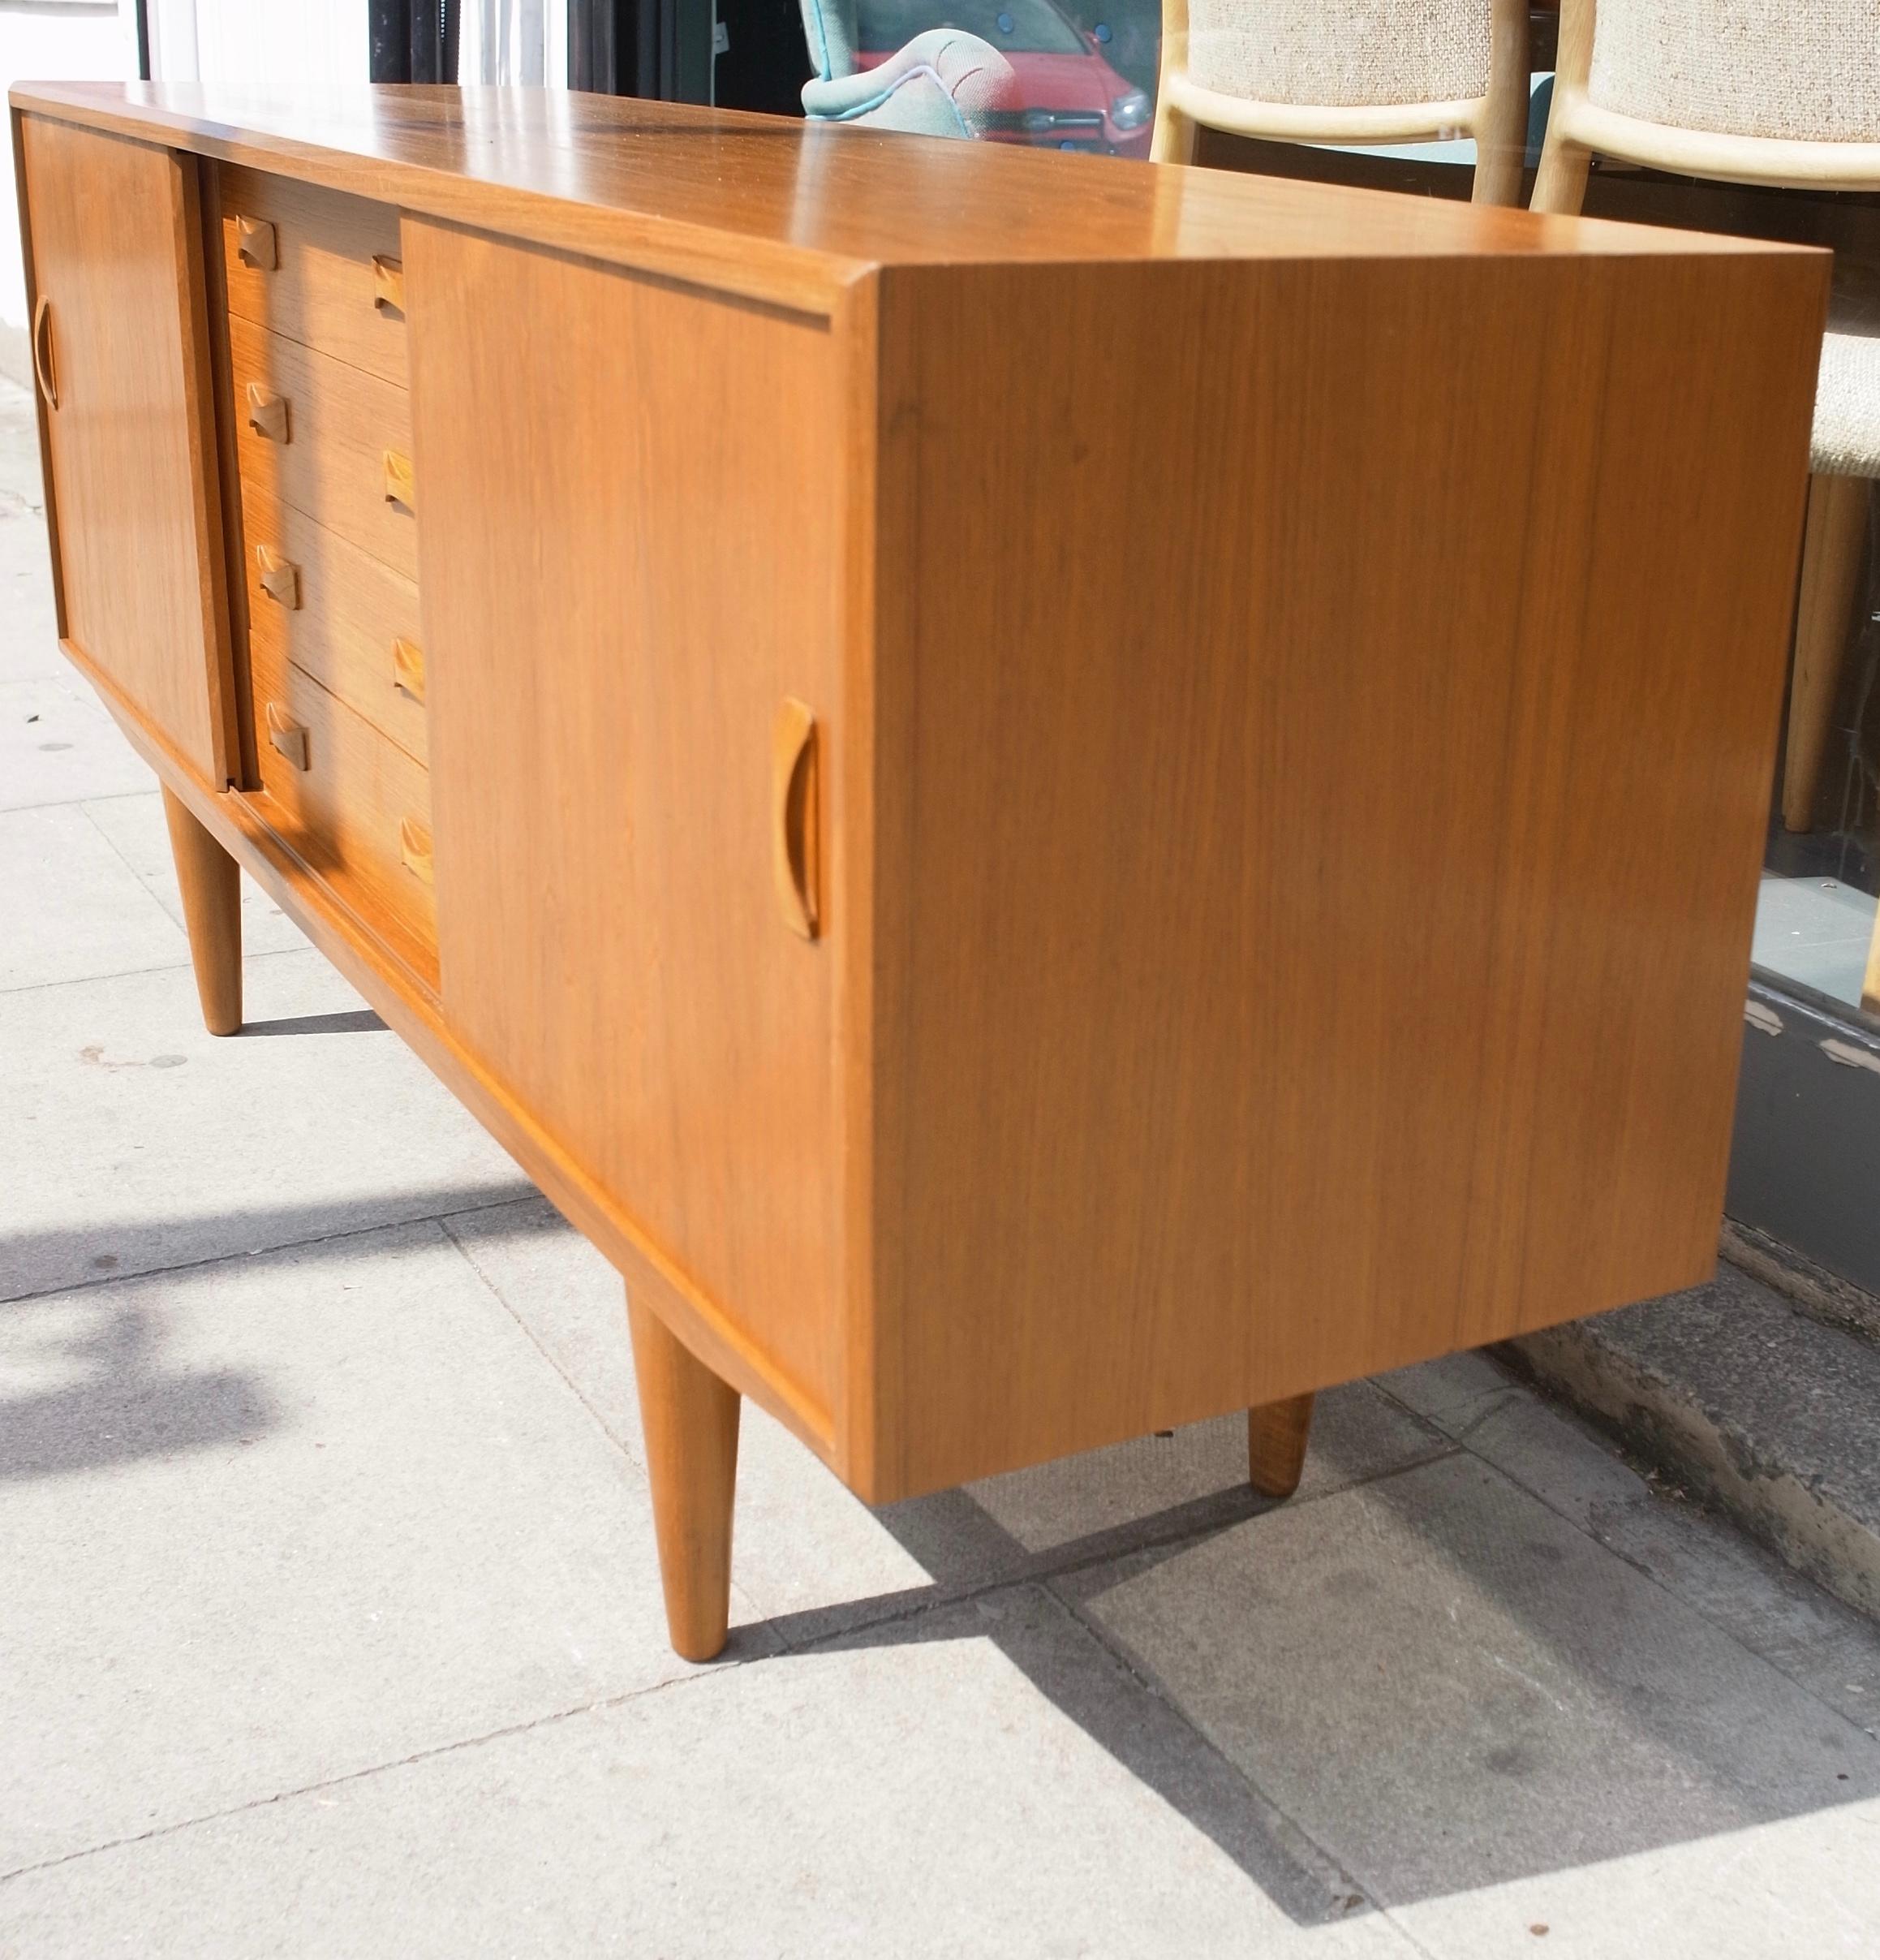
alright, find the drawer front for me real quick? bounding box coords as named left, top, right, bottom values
left=248, top=629, right=437, bottom=969
left=230, top=312, right=417, bottom=579
left=220, top=166, right=407, bottom=387
left=242, top=482, right=428, bottom=766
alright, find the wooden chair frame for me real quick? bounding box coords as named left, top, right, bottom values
left=1152, top=0, right=1533, bottom=206
left=1534, top=0, right=1880, bottom=1016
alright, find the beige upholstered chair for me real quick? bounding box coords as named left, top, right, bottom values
left=1151, top=0, right=1533, bottom=205
left=1534, top=0, right=1880, bottom=1014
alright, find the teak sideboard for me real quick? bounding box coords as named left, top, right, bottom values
left=11, top=80, right=1826, bottom=1659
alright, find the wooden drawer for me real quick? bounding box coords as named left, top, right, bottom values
left=241, top=481, right=428, bottom=766
left=230, top=312, right=417, bottom=579
left=248, top=629, right=437, bottom=972
left=220, top=166, right=406, bottom=387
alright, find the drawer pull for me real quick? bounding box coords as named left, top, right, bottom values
left=382, top=449, right=415, bottom=512
left=391, top=636, right=427, bottom=703
left=399, top=816, right=434, bottom=886
left=265, top=700, right=309, bottom=771
left=256, top=545, right=301, bottom=610
left=235, top=216, right=277, bottom=271
left=772, top=696, right=820, bottom=941
left=245, top=383, right=290, bottom=443
left=32, top=295, right=57, bottom=410
left=372, top=255, right=406, bottom=315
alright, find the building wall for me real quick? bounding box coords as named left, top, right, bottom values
left=0, top=0, right=138, bottom=383
left=2, top=0, right=367, bottom=384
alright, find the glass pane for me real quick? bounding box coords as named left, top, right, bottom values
left=857, top=0, right=1086, bottom=56
left=1758, top=483, right=1880, bottom=1023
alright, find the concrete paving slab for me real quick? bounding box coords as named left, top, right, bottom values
left=968, top=1380, right=1452, bottom=1558
left=1380, top=1346, right=1880, bottom=1735
left=1400, top=1362, right=1655, bottom=1536
left=1, top=674, right=155, bottom=811
left=1511, top=1266, right=1880, bottom=1619
left=0, top=1221, right=752, bottom=1877
left=446, top=1196, right=957, bottom=1635
left=1391, top=1802, right=1880, bottom=1959
left=0, top=801, right=189, bottom=992
left=0, top=515, right=60, bottom=686
left=1057, top=1451, right=1880, bottom=1908
left=83, top=789, right=312, bottom=958
left=2, top=950, right=532, bottom=1301
left=449, top=1197, right=1456, bottom=1647
left=0, top=1586, right=1417, bottom=1958
left=1591, top=1488, right=1880, bottom=1741
left=0, top=377, right=41, bottom=510
left=1377, top=1347, right=1521, bottom=1435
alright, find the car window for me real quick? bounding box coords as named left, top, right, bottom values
left=857, top=0, right=1087, bottom=56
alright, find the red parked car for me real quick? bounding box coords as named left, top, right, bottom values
left=855, top=0, right=1155, bottom=157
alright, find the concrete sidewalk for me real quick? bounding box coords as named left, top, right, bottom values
left=4, top=370, right=1879, bottom=1958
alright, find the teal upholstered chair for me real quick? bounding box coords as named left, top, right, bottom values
left=798, top=0, right=1018, bottom=136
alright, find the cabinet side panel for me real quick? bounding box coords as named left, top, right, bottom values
left=19, top=115, right=233, bottom=785
left=406, top=220, right=845, bottom=1430
left=869, top=252, right=1824, bottom=1497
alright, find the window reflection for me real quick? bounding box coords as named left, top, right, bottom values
left=852, top=0, right=1157, bottom=152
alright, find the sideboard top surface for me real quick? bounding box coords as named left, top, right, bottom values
left=11, top=81, right=1813, bottom=315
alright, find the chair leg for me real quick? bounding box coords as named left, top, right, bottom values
left=627, top=1295, right=741, bottom=1661
left=161, top=786, right=242, bottom=1035
left=1151, top=100, right=1196, bottom=166
left=1784, top=473, right=1869, bottom=833
left=1246, top=1392, right=1314, bottom=1500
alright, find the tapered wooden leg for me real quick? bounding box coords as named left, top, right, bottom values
left=1247, top=1393, right=1314, bottom=1500
left=626, top=1296, right=741, bottom=1661
left=161, top=786, right=242, bottom=1035
left=1783, top=472, right=1869, bottom=833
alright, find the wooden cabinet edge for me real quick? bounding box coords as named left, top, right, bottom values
left=15, top=94, right=865, bottom=323
left=162, top=144, right=243, bottom=786
left=10, top=107, right=68, bottom=644
left=200, top=155, right=260, bottom=786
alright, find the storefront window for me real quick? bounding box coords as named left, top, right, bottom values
left=1757, top=479, right=1880, bottom=1025
left=851, top=0, right=1158, bottom=153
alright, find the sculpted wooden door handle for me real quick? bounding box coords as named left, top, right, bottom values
left=391, top=636, right=426, bottom=702
left=245, top=382, right=289, bottom=442
left=399, top=815, right=434, bottom=885
left=772, top=696, right=820, bottom=941
left=32, top=295, right=57, bottom=409
left=265, top=700, right=308, bottom=771
left=372, top=255, right=406, bottom=314
left=256, top=544, right=300, bottom=610
left=382, top=449, right=415, bottom=510
left=235, top=215, right=277, bottom=269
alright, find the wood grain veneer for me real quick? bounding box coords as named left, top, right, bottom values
left=17, top=115, right=234, bottom=785
left=17, top=80, right=1798, bottom=320
left=12, top=82, right=1831, bottom=1660
left=220, top=164, right=407, bottom=386
left=407, top=216, right=846, bottom=1424
left=228, top=312, right=417, bottom=579
left=857, top=250, right=1822, bottom=1493
left=247, top=624, right=437, bottom=977
left=240, top=480, right=427, bottom=765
